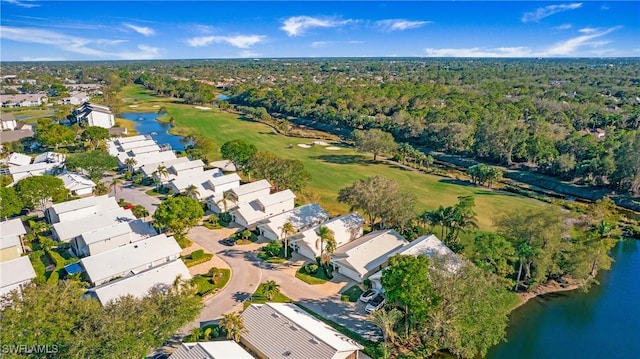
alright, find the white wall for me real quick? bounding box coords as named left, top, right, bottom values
left=335, top=265, right=363, bottom=283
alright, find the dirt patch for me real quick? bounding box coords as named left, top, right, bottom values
left=128, top=105, right=139, bottom=108
left=515, top=278, right=580, bottom=309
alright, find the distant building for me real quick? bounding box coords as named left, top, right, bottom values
left=0, top=113, right=18, bottom=130
left=60, top=91, right=90, bottom=105
left=0, top=93, right=48, bottom=107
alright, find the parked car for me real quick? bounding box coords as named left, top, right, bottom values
left=365, top=294, right=386, bottom=313
left=359, top=289, right=380, bottom=303
left=220, top=238, right=236, bottom=246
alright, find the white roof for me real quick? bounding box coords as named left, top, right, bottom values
left=397, top=234, right=463, bottom=272
left=0, top=235, right=19, bottom=250
left=57, top=173, right=96, bottom=191
left=80, top=219, right=156, bottom=246
left=113, top=135, right=148, bottom=144
left=172, top=342, right=253, bottom=359
left=209, top=160, right=237, bottom=172
left=331, top=229, right=408, bottom=278
left=232, top=189, right=296, bottom=224
left=170, top=159, right=204, bottom=173
left=8, top=162, right=59, bottom=175
left=259, top=203, right=330, bottom=237
left=129, top=150, right=177, bottom=168
left=130, top=144, right=161, bottom=156
left=242, top=303, right=363, bottom=358
left=169, top=168, right=223, bottom=191
left=33, top=152, right=65, bottom=164
left=7, top=153, right=31, bottom=166
left=230, top=179, right=271, bottom=198
left=139, top=156, right=190, bottom=176
left=89, top=259, right=191, bottom=305
left=294, top=213, right=364, bottom=258
left=53, top=208, right=136, bottom=241
left=81, top=234, right=181, bottom=284
left=207, top=173, right=241, bottom=188
left=256, top=189, right=296, bottom=209
left=49, top=195, right=118, bottom=216
left=0, top=218, right=27, bottom=237
left=0, top=256, right=36, bottom=294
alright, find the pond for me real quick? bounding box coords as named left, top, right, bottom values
left=487, top=239, right=640, bottom=359
left=121, top=112, right=186, bottom=151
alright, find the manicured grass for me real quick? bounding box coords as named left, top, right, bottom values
left=295, top=266, right=331, bottom=285
left=121, top=86, right=546, bottom=230
left=114, top=117, right=139, bottom=135
left=244, top=282, right=293, bottom=309
left=341, top=285, right=364, bottom=302
left=182, top=251, right=213, bottom=267
left=192, top=268, right=231, bottom=296
left=174, top=234, right=193, bottom=249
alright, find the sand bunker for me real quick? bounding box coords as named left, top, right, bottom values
left=326, top=146, right=341, bottom=151
left=313, top=141, right=330, bottom=146
left=297, top=144, right=312, bottom=148
left=194, top=106, right=211, bottom=110
left=152, top=105, right=160, bottom=108
left=128, top=105, right=139, bottom=108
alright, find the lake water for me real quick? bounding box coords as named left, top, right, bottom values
left=121, top=112, right=185, bottom=151
left=487, top=239, right=640, bottom=359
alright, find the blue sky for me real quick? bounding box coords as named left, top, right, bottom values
left=1, top=1, right=638, bottom=61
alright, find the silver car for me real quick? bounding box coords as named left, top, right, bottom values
left=365, top=294, right=386, bottom=313
left=359, top=289, right=380, bottom=303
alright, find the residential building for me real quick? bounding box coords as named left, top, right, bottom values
left=0, top=256, right=36, bottom=298
left=241, top=303, right=363, bottom=359
left=165, top=169, right=235, bottom=201
left=0, top=128, right=34, bottom=144
left=139, top=157, right=190, bottom=179
left=209, top=160, right=237, bottom=172
left=52, top=207, right=137, bottom=243
left=6, top=152, right=31, bottom=166
left=71, top=219, right=156, bottom=257
left=330, top=229, right=408, bottom=283
left=45, top=195, right=119, bottom=224
left=87, top=259, right=191, bottom=306
left=0, top=218, right=27, bottom=262
left=0, top=113, right=18, bottom=130
left=57, top=173, right=96, bottom=196
left=170, top=341, right=253, bottom=359
left=60, top=91, right=89, bottom=105
left=0, top=93, right=47, bottom=107
left=74, top=102, right=115, bottom=128
left=207, top=179, right=271, bottom=214
left=80, top=234, right=181, bottom=286
left=258, top=203, right=331, bottom=241
left=292, top=213, right=364, bottom=261
left=8, top=162, right=61, bottom=183
left=33, top=151, right=66, bottom=164
left=231, top=189, right=296, bottom=229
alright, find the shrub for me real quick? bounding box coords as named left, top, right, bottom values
left=174, top=234, right=193, bottom=249
left=305, top=263, right=319, bottom=274
left=191, top=249, right=205, bottom=260
left=363, top=278, right=371, bottom=289
left=219, top=212, right=232, bottom=223
left=264, top=240, right=282, bottom=257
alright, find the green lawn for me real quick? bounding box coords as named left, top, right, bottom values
left=341, top=285, right=364, bottom=302
left=120, top=86, right=546, bottom=230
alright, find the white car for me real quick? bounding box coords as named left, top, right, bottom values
left=359, top=289, right=380, bottom=303
left=365, top=294, right=386, bottom=313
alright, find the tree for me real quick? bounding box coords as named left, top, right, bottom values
left=338, top=175, right=403, bottom=228
left=279, top=221, right=296, bottom=258
left=109, top=177, right=122, bottom=197
left=15, top=175, right=68, bottom=212
left=219, top=312, right=247, bottom=343
left=35, top=120, right=75, bottom=149
left=81, top=126, right=110, bottom=150
left=93, top=182, right=109, bottom=195
left=316, top=225, right=335, bottom=266
left=352, top=128, right=397, bottom=161
left=381, top=254, right=439, bottom=333
left=153, top=196, right=204, bottom=234
left=260, top=280, right=281, bottom=300
left=66, top=151, right=118, bottom=180
left=153, top=165, right=169, bottom=190
left=131, top=205, right=149, bottom=220
left=185, top=184, right=200, bottom=200
left=470, top=232, right=516, bottom=279
left=216, top=190, right=235, bottom=213
left=612, top=130, right=640, bottom=195
left=124, top=158, right=137, bottom=173
left=368, top=308, right=402, bottom=346
left=0, top=187, right=23, bottom=218
left=220, top=139, right=258, bottom=172
left=247, top=152, right=311, bottom=191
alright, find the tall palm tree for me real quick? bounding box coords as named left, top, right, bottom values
left=219, top=312, right=248, bottom=343
left=260, top=280, right=281, bottom=300
left=216, top=190, right=235, bottom=213
left=316, top=226, right=335, bottom=266
left=185, top=184, right=200, bottom=200
left=109, top=177, right=122, bottom=197
left=279, top=221, right=296, bottom=258
left=368, top=308, right=402, bottom=346
left=124, top=157, right=137, bottom=173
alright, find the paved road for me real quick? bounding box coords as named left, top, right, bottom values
left=184, top=226, right=381, bottom=341
left=101, top=174, right=161, bottom=214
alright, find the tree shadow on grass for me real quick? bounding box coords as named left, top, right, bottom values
left=310, top=154, right=369, bottom=165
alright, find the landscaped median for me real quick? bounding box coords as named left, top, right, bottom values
left=191, top=267, right=231, bottom=297
left=182, top=249, right=213, bottom=267
left=295, top=263, right=331, bottom=285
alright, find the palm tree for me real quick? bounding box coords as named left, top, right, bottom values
left=185, top=184, right=200, bottom=200
left=260, top=280, right=281, bottom=300
left=216, top=190, right=235, bottom=213
left=93, top=182, right=108, bottom=195
left=124, top=157, right=137, bottom=173
left=279, top=221, right=296, bottom=258
left=219, top=312, right=248, bottom=343
left=368, top=308, right=402, bottom=346
left=190, top=327, right=203, bottom=342
left=109, top=177, right=122, bottom=197
left=155, top=164, right=169, bottom=183
left=316, top=226, right=335, bottom=266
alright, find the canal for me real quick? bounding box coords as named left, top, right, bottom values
left=121, top=112, right=186, bottom=151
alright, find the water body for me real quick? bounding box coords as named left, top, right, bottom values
left=121, top=112, right=185, bottom=151
left=487, top=239, right=640, bottom=359
left=217, top=94, right=229, bottom=101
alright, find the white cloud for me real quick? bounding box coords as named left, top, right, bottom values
left=310, top=41, right=331, bottom=48
left=0, top=26, right=163, bottom=59
left=554, top=24, right=573, bottom=30
left=187, top=34, right=266, bottom=48
left=280, top=16, right=352, bottom=37
left=545, top=26, right=621, bottom=56
left=310, top=40, right=363, bottom=48
left=522, top=3, right=582, bottom=23
left=123, top=23, right=155, bottom=36
left=4, top=0, right=40, bottom=8
left=375, top=19, right=430, bottom=31
left=425, top=47, right=533, bottom=57
left=238, top=50, right=259, bottom=58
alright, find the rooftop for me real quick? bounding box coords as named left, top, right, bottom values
left=49, top=195, right=118, bottom=216
left=230, top=179, right=271, bottom=198
left=53, top=208, right=136, bottom=242
left=170, top=159, right=204, bottom=173
left=259, top=203, right=330, bottom=236
left=171, top=342, right=253, bottom=359
left=57, top=173, right=96, bottom=191
left=169, top=168, right=223, bottom=191
left=7, top=152, right=31, bottom=166
left=80, top=219, right=156, bottom=246
left=332, top=229, right=408, bottom=277
left=256, top=189, right=296, bottom=209
left=139, top=156, right=190, bottom=176
left=0, top=218, right=27, bottom=237
left=0, top=256, right=36, bottom=293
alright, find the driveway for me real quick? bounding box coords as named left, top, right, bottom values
left=114, top=184, right=160, bottom=214
left=184, top=226, right=381, bottom=341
